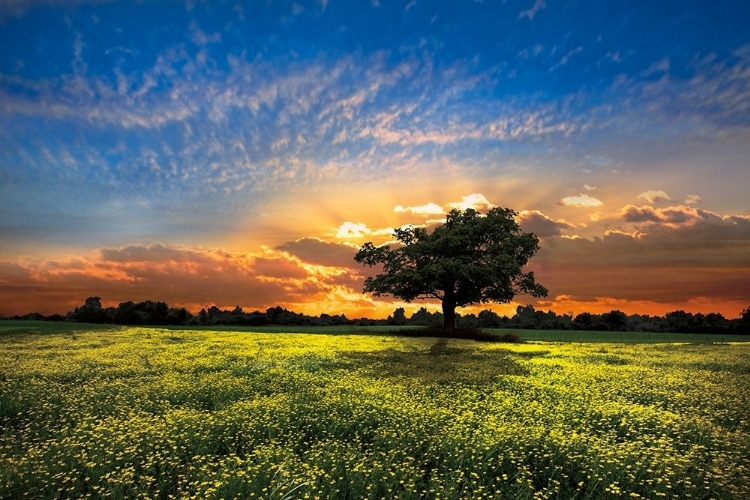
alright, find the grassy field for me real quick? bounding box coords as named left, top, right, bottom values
left=487, top=328, right=750, bottom=343
left=1, top=325, right=749, bottom=499
left=3, top=320, right=749, bottom=343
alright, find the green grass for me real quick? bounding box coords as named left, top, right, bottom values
left=0, top=320, right=122, bottom=336
left=486, top=328, right=750, bottom=343
left=3, top=320, right=748, bottom=343
left=1, top=325, right=749, bottom=499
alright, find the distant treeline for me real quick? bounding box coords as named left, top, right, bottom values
left=6, top=296, right=750, bottom=334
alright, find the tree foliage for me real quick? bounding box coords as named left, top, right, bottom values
left=354, top=208, right=548, bottom=329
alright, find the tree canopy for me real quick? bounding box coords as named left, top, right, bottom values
left=354, top=207, right=548, bottom=330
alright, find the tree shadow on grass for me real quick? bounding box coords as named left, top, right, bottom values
left=339, top=339, right=529, bottom=384
left=430, top=337, right=450, bottom=353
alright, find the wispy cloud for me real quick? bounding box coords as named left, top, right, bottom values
left=518, top=0, right=546, bottom=21
left=637, top=190, right=671, bottom=203
left=13, top=21, right=744, bottom=234
left=189, top=20, right=221, bottom=46
left=394, top=203, right=444, bottom=215
left=551, top=46, right=584, bottom=71
left=609, top=50, right=750, bottom=131
left=447, top=193, right=494, bottom=211
left=560, top=194, right=603, bottom=208
left=605, top=51, right=622, bottom=63
left=640, top=57, right=670, bottom=77
left=335, top=222, right=371, bottom=239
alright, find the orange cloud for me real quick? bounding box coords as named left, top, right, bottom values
left=3, top=202, right=749, bottom=320
left=534, top=294, right=748, bottom=318
left=636, top=190, right=671, bottom=203
left=447, top=193, right=494, bottom=211
left=617, top=204, right=689, bottom=224
left=517, top=210, right=576, bottom=237
left=334, top=222, right=394, bottom=239
left=531, top=210, right=750, bottom=313
left=335, top=222, right=371, bottom=238
left=0, top=243, right=371, bottom=317
left=560, top=194, right=603, bottom=207
left=394, top=202, right=444, bottom=215
left=276, top=238, right=359, bottom=268
left=613, top=204, right=728, bottom=227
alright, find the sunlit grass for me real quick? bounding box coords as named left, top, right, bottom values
left=1, top=326, right=748, bottom=499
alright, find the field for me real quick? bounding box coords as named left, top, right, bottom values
left=1, top=324, right=749, bottom=499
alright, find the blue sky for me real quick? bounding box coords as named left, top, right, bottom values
left=1, top=0, right=749, bottom=318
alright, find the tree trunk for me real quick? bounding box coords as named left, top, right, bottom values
left=442, top=295, right=456, bottom=330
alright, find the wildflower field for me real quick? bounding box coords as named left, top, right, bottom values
left=1, top=325, right=749, bottom=499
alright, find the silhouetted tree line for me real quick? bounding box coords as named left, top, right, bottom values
left=5, top=297, right=750, bottom=334
left=451, top=305, right=750, bottom=334
left=15, top=297, right=353, bottom=328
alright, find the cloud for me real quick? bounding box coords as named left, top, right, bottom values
left=535, top=295, right=670, bottom=316
left=2, top=2, right=749, bottom=317
left=100, top=243, right=193, bottom=263
left=72, top=32, right=86, bottom=74
left=685, top=194, right=702, bottom=205
left=637, top=190, right=671, bottom=203
left=614, top=204, right=714, bottom=226
left=447, top=193, right=494, bottom=211
left=606, top=52, right=622, bottom=63
left=518, top=44, right=545, bottom=59
left=518, top=0, right=546, bottom=21
left=517, top=210, right=576, bottom=238
left=616, top=205, right=673, bottom=224
left=560, top=194, right=603, bottom=208
left=189, top=21, right=222, bottom=46
left=0, top=243, right=370, bottom=317
left=619, top=50, right=750, bottom=129
left=583, top=184, right=597, bottom=191
left=394, top=203, right=444, bottom=215
left=529, top=210, right=750, bottom=312
left=551, top=46, right=584, bottom=71
left=641, top=57, right=670, bottom=77
left=276, top=238, right=358, bottom=268
left=0, top=35, right=605, bottom=232
left=357, top=111, right=487, bottom=147
left=0, top=246, right=278, bottom=314
left=335, top=222, right=371, bottom=238
left=534, top=294, right=749, bottom=318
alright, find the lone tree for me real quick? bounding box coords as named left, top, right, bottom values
left=355, top=207, right=548, bottom=330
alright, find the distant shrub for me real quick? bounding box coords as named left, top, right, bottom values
left=494, top=332, right=522, bottom=343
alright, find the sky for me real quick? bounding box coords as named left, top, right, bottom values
left=1, top=0, right=749, bottom=319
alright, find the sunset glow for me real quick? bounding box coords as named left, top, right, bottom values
left=1, top=1, right=749, bottom=319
